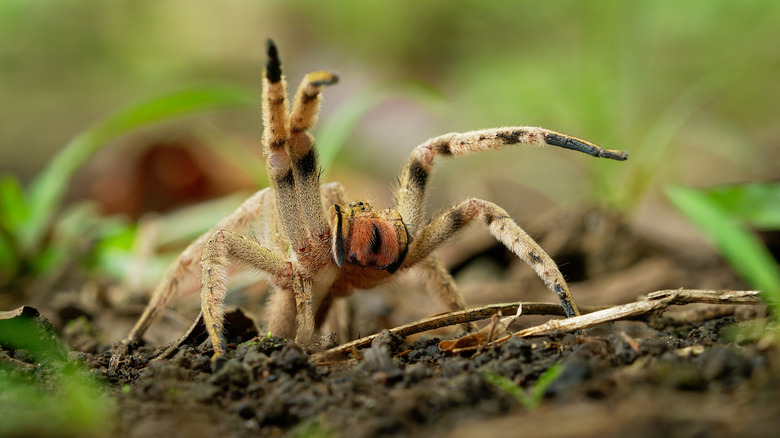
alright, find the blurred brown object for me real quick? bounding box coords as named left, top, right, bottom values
left=87, top=136, right=254, bottom=219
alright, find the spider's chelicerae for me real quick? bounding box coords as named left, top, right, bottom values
left=123, top=40, right=628, bottom=361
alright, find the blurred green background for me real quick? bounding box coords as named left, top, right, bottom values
left=4, top=0, right=778, bottom=201
left=1, top=0, right=779, bottom=303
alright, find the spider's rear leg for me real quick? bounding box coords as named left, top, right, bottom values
left=418, top=254, right=477, bottom=332
left=404, top=198, right=579, bottom=317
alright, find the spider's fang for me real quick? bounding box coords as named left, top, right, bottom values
left=544, top=133, right=628, bottom=161
left=265, top=39, right=282, bottom=83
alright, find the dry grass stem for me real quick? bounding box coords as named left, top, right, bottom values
left=315, top=289, right=761, bottom=361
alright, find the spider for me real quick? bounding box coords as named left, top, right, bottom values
left=121, top=40, right=628, bottom=361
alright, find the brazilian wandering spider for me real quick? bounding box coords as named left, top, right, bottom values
left=119, top=39, right=628, bottom=362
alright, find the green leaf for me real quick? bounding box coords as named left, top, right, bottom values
left=0, top=174, right=29, bottom=233
left=705, top=182, right=780, bottom=229
left=21, top=86, right=256, bottom=254
left=666, top=185, right=780, bottom=310
left=484, top=362, right=564, bottom=410
left=529, top=361, right=565, bottom=402
left=0, top=175, right=27, bottom=279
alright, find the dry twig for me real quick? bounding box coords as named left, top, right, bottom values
left=314, top=289, right=761, bottom=362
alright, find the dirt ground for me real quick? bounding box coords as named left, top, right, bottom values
left=3, top=209, right=780, bottom=438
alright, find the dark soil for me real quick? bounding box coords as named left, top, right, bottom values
left=89, top=316, right=777, bottom=438
left=3, top=209, right=780, bottom=437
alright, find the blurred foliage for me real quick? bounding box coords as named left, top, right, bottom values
left=484, top=361, right=564, bottom=410
left=1, top=1, right=779, bottom=297
left=0, top=312, right=113, bottom=437
left=668, top=183, right=780, bottom=315
left=0, top=86, right=255, bottom=293
left=3, top=1, right=778, bottom=207
left=0, top=74, right=434, bottom=299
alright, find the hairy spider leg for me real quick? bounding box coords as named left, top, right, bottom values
left=200, top=228, right=290, bottom=358
left=405, top=198, right=578, bottom=317
left=124, top=189, right=279, bottom=345
left=417, top=254, right=476, bottom=332
left=262, top=39, right=305, bottom=248
left=393, top=127, right=628, bottom=317
left=287, top=71, right=339, bottom=252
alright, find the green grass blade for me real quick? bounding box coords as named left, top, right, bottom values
left=21, top=86, right=255, bottom=253
left=485, top=362, right=564, bottom=410
left=484, top=372, right=535, bottom=409
left=529, top=362, right=565, bottom=403
left=705, top=182, right=780, bottom=229
left=666, top=185, right=780, bottom=310
left=0, top=174, right=29, bottom=233
left=0, top=175, right=28, bottom=279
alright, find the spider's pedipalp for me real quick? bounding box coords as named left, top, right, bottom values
left=405, top=198, right=579, bottom=317
left=261, top=182, right=346, bottom=342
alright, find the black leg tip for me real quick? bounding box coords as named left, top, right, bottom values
left=265, top=39, right=282, bottom=83
left=210, top=355, right=228, bottom=373
left=544, top=132, right=628, bottom=162
left=601, top=150, right=629, bottom=161
left=266, top=39, right=278, bottom=60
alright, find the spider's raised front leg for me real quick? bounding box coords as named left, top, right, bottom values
left=262, top=39, right=337, bottom=257
left=394, top=127, right=628, bottom=317
left=208, top=39, right=338, bottom=351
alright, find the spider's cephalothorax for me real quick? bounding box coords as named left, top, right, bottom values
left=121, top=39, right=628, bottom=361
